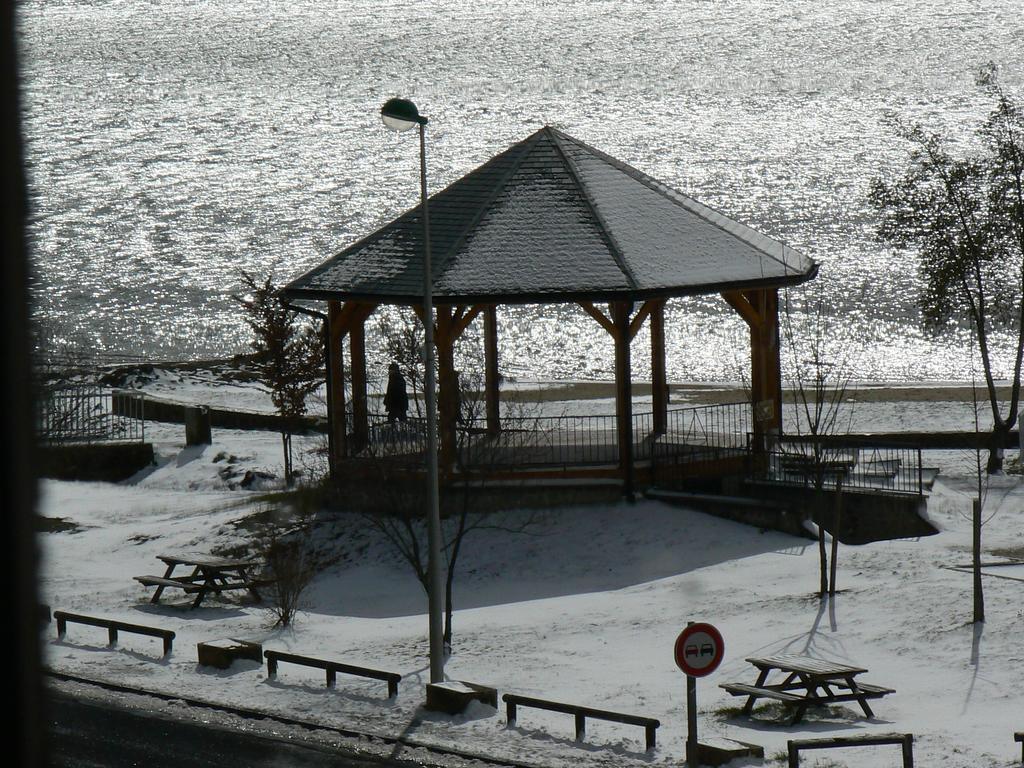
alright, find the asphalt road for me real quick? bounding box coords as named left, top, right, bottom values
left=48, top=690, right=402, bottom=768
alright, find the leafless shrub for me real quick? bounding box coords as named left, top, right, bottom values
left=781, top=288, right=859, bottom=597
left=253, top=489, right=324, bottom=628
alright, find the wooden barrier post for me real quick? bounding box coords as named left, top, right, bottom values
left=500, top=693, right=659, bottom=750
left=263, top=650, right=401, bottom=698
left=787, top=733, right=914, bottom=767
left=53, top=611, right=175, bottom=657
left=686, top=672, right=698, bottom=767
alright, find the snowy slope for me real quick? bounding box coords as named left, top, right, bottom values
left=38, top=392, right=1024, bottom=767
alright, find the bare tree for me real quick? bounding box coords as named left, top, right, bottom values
left=249, top=486, right=328, bottom=628
left=780, top=289, right=858, bottom=596
left=442, top=368, right=549, bottom=650
left=869, top=64, right=1024, bottom=474
left=359, top=440, right=543, bottom=653
left=356, top=317, right=544, bottom=653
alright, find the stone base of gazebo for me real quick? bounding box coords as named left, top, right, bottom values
left=330, top=429, right=935, bottom=545
left=327, top=400, right=757, bottom=514
left=332, top=460, right=627, bottom=515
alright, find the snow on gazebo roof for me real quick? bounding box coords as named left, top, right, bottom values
left=283, top=127, right=817, bottom=305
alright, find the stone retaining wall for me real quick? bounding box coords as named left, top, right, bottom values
left=112, top=393, right=326, bottom=433
left=39, top=442, right=155, bottom=482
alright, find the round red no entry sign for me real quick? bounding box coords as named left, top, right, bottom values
left=674, top=622, right=724, bottom=677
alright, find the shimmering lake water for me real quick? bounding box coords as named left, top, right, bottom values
left=17, top=0, right=1024, bottom=383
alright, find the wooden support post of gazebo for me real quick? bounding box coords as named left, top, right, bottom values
left=576, top=297, right=675, bottom=494
left=579, top=299, right=651, bottom=497
left=483, top=305, right=501, bottom=435
left=722, top=288, right=782, bottom=449
left=326, top=300, right=377, bottom=468
left=612, top=301, right=635, bottom=499
left=624, top=298, right=668, bottom=437
left=349, top=305, right=369, bottom=452
left=327, top=301, right=347, bottom=468
left=431, top=304, right=485, bottom=473
left=650, top=299, right=669, bottom=435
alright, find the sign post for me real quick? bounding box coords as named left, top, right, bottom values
left=674, top=621, right=725, bottom=767
left=686, top=671, right=698, bottom=766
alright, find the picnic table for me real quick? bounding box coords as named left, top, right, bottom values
left=720, top=654, right=893, bottom=725
left=135, top=553, right=263, bottom=609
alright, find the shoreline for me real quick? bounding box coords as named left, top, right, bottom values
left=99, top=358, right=1021, bottom=406
left=506, top=379, right=1022, bottom=405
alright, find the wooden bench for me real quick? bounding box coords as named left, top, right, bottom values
left=502, top=693, right=660, bottom=750
left=135, top=575, right=251, bottom=593
left=720, top=683, right=804, bottom=704
left=54, top=610, right=175, bottom=657
left=135, top=575, right=204, bottom=593
left=787, top=733, right=913, bottom=767
left=264, top=650, right=401, bottom=698
left=850, top=682, right=896, bottom=697
left=722, top=680, right=893, bottom=724
left=135, top=573, right=258, bottom=609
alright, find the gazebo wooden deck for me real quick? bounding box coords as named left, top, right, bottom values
left=283, top=127, right=817, bottom=494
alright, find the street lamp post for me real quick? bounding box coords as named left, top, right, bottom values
left=380, top=98, right=444, bottom=684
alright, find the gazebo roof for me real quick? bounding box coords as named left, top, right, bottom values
left=283, top=126, right=817, bottom=305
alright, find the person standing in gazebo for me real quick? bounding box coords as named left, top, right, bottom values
left=384, top=362, right=409, bottom=424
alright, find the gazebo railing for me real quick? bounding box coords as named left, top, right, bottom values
left=360, top=401, right=753, bottom=471
left=459, top=412, right=621, bottom=468
left=357, top=402, right=924, bottom=495
left=659, top=401, right=751, bottom=453
left=364, top=416, right=430, bottom=459
left=648, top=401, right=753, bottom=483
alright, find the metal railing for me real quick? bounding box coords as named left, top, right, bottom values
left=648, top=401, right=753, bottom=484
left=757, top=436, right=924, bottom=496
left=459, top=412, right=621, bottom=468
left=359, top=401, right=753, bottom=471
left=38, top=386, right=146, bottom=444
left=355, top=401, right=927, bottom=497
left=364, top=416, right=429, bottom=459
left=659, top=401, right=751, bottom=453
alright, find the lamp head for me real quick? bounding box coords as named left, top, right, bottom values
left=381, top=98, right=427, bottom=132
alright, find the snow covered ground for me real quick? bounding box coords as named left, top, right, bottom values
left=38, top=377, right=1024, bottom=767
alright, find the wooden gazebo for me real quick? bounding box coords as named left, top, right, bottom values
left=283, top=127, right=817, bottom=492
